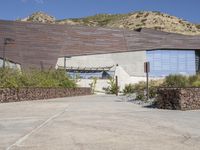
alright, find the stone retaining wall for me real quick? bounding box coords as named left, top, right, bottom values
left=157, top=88, right=200, bottom=110
left=0, top=87, right=92, bottom=103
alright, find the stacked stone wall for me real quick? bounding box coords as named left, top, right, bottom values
left=0, top=87, right=91, bottom=103
left=157, top=88, right=200, bottom=110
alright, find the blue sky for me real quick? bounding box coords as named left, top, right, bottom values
left=0, top=0, right=200, bottom=23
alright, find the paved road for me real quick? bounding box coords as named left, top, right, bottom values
left=0, top=95, right=200, bottom=150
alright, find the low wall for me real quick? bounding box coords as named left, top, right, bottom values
left=157, top=88, right=200, bottom=110
left=0, top=87, right=92, bottom=103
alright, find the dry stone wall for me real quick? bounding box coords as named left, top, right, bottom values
left=157, top=88, right=200, bottom=110
left=0, top=87, right=91, bottom=103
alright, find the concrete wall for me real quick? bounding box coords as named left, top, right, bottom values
left=76, top=76, right=159, bottom=92
left=57, top=51, right=147, bottom=92
left=77, top=78, right=147, bottom=93
left=76, top=66, right=147, bottom=92
left=77, top=79, right=108, bottom=93
left=110, top=51, right=146, bottom=77
left=57, top=51, right=146, bottom=77
left=0, top=59, right=21, bottom=69
left=76, top=65, right=161, bottom=92
left=114, top=65, right=146, bottom=90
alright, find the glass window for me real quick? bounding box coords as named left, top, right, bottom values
left=147, top=50, right=196, bottom=77
left=67, top=70, right=115, bottom=79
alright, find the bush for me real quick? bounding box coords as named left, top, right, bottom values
left=123, top=74, right=200, bottom=101
left=89, top=77, right=97, bottom=94
left=162, top=74, right=189, bottom=87
left=0, top=68, right=22, bottom=88
left=0, top=68, right=76, bottom=88
left=149, top=79, right=164, bottom=98
left=103, top=78, right=119, bottom=94
left=123, top=82, right=146, bottom=100
left=132, top=81, right=146, bottom=100
left=122, top=84, right=135, bottom=94
left=123, top=80, right=163, bottom=101
left=188, top=74, right=200, bottom=87
left=157, top=74, right=200, bottom=88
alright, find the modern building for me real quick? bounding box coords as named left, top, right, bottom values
left=1, top=20, right=200, bottom=90
left=56, top=50, right=199, bottom=90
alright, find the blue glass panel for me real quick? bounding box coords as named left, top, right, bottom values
left=147, top=50, right=196, bottom=77
left=67, top=71, right=115, bottom=79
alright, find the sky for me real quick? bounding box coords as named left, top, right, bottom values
left=0, top=0, right=200, bottom=23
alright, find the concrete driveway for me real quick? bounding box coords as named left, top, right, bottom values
left=0, top=95, right=200, bottom=150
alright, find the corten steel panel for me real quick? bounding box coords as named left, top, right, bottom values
left=124, top=29, right=200, bottom=51
left=0, top=20, right=200, bottom=68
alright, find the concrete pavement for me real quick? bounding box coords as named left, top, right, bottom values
left=0, top=95, right=200, bottom=150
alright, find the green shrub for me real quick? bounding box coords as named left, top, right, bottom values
left=132, top=81, right=146, bottom=100
left=188, top=74, right=200, bottom=86
left=122, top=84, right=135, bottom=94
left=158, top=74, right=200, bottom=88
left=149, top=80, right=164, bottom=98
left=80, top=13, right=129, bottom=27
left=89, top=77, right=97, bottom=94
left=123, top=74, right=200, bottom=101
left=191, top=81, right=200, bottom=87
left=162, top=74, right=189, bottom=87
left=0, top=68, right=76, bottom=88
left=0, top=68, right=22, bottom=88
left=123, top=81, right=146, bottom=100
left=123, top=80, right=163, bottom=101
left=103, top=78, right=119, bottom=94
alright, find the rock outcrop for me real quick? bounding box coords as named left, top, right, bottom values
left=19, top=11, right=200, bottom=35
left=20, top=12, right=55, bottom=24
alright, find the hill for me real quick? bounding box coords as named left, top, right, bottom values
left=19, top=11, right=200, bottom=35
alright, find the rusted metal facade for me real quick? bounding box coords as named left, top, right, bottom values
left=0, top=20, right=200, bottom=68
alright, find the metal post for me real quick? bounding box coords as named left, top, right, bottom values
left=64, top=56, right=66, bottom=70
left=115, top=76, right=118, bottom=96
left=64, top=56, right=67, bottom=74
left=144, top=62, right=150, bottom=101
left=2, top=43, right=6, bottom=68
left=146, top=71, right=149, bottom=101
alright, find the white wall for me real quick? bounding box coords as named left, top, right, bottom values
left=76, top=65, right=162, bottom=93
left=0, top=59, right=21, bottom=69
left=77, top=79, right=108, bottom=92
left=56, top=51, right=149, bottom=92
left=114, top=65, right=146, bottom=90
left=56, top=51, right=146, bottom=77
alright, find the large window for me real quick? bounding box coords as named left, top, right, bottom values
left=147, top=50, right=196, bottom=77
left=67, top=70, right=115, bottom=79
left=195, top=51, right=200, bottom=73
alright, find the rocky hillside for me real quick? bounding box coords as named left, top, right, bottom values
left=20, top=12, right=55, bottom=24
left=19, top=11, right=200, bottom=35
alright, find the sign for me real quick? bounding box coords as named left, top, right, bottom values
left=144, top=62, right=150, bottom=73
left=144, top=62, right=150, bottom=100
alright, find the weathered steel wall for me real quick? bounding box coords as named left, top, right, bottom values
left=0, top=20, right=200, bottom=68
